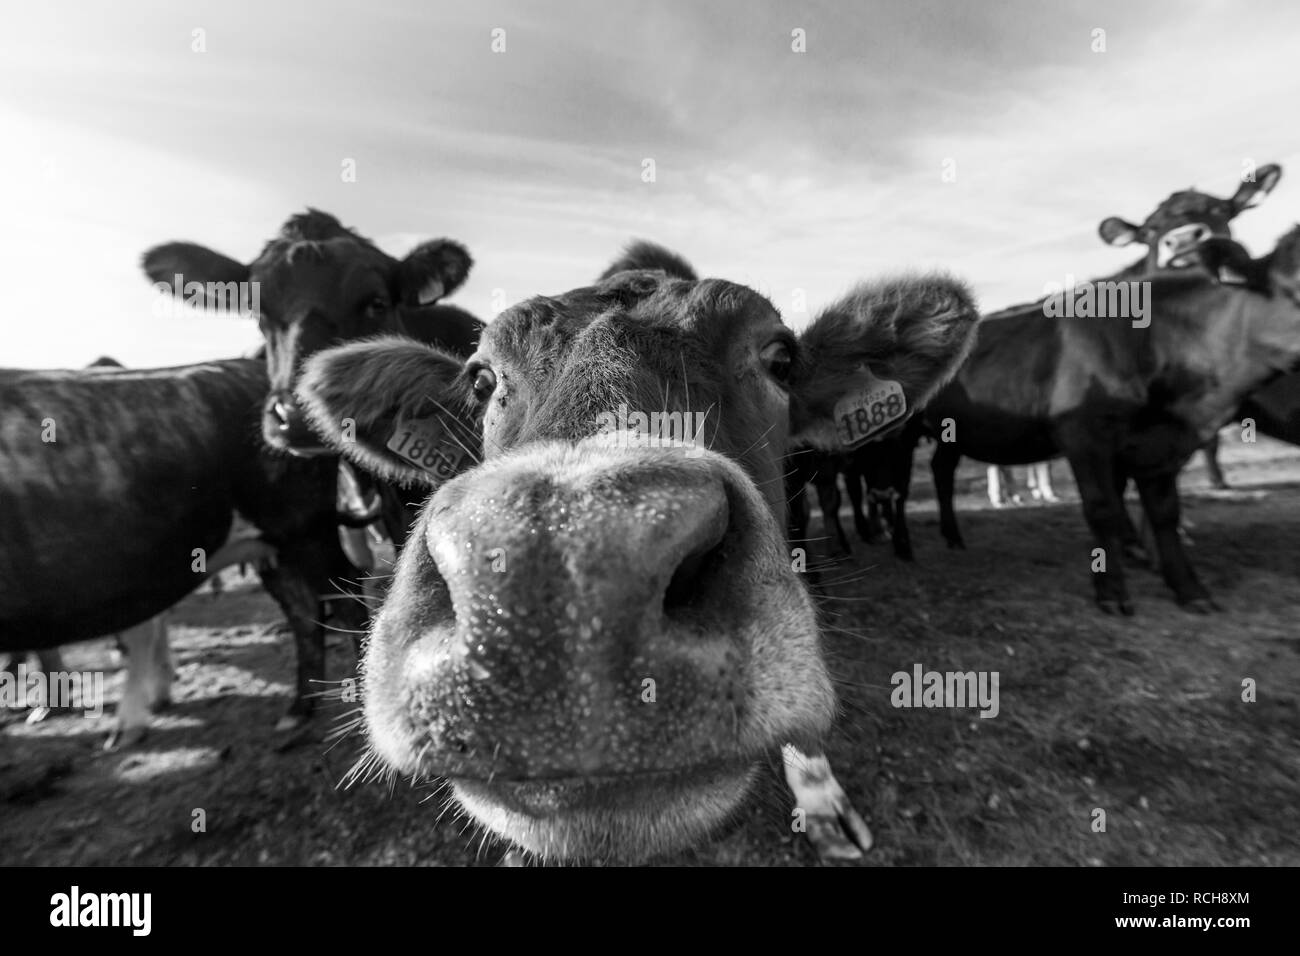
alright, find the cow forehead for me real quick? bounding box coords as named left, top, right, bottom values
left=253, top=240, right=393, bottom=307
left=1145, top=190, right=1227, bottom=225
left=482, top=275, right=785, bottom=371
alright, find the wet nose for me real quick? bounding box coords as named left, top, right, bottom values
left=390, top=444, right=754, bottom=778
left=1160, top=223, right=1214, bottom=264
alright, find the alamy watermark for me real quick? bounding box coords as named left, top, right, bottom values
left=891, top=663, right=999, bottom=718
left=594, top=403, right=709, bottom=457
left=150, top=275, right=261, bottom=318
left=1042, top=275, right=1150, bottom=328
left=1, top=664, right=104, bottom=717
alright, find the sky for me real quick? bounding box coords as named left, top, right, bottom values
left=2, top=0, right=1299, bottom=368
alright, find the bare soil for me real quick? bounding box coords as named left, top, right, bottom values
left=3, top=436, right=1298, bottom=866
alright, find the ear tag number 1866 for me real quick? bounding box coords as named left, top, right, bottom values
left=386, top=414, right=474, bottom=480
left=834, top=368, right=907, bottom=449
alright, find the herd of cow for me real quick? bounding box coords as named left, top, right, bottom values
left=3, top=160, right=1299, bottom=864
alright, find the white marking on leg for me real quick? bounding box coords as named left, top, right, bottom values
left=782, top=744, right=872, bottom=860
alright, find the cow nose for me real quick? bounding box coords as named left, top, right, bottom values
left=432, top=454, right=731, bottom=642
left=391, top=444, right=756, bottom=779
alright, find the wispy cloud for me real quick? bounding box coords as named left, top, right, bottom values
left=2, top=0, right=1298, bottom=366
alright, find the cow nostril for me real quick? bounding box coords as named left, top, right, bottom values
left=664, top=538, right=725, bottom=612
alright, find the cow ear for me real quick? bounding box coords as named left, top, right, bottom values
left=1231, top=164, right=1282, bottom=212
left=790, top=275, right=979, bottom=451
left=1196, top=238, right=1270, bottom=291
left=1098, top=217, right=1140, bottom=247
left=295, top=337, right=480, bottom=489
left=398, top=240, right=473, bottom=307
left=142, top=242, right=250, bottom=309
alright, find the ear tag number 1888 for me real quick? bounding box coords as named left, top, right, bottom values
left=386, top=414, right=473, bottom=480
left=833, top=368, right=907, bottom=449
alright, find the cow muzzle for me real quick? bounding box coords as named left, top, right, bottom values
left=361, top=436, right=835, bottom=860
left=264, top=391, right=332, bottom=456
left=1157, top=222, right=1214, bottom=269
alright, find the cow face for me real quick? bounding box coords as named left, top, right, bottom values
left=296, top=267, right=978, bottom=862
left=142, top=210, right=471, bottom=454
left=1098, top=164, right=1282, bottom=270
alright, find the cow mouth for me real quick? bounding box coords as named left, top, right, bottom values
left=449, top=760, right=756, bottom=862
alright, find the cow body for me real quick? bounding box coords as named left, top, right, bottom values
left=922, top=231, right=1300, bottom=612
left=0, top=359, right=362, bottom=722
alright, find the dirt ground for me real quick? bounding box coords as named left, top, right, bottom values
left=3, top=436, right=1298, bottom=867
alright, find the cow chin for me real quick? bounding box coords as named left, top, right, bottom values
left=451, top=763, right=757, bottom=863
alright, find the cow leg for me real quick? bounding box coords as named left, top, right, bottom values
left=891, top=458, right=915, bottom=561
left=1202, top=432, right=1229, bottom=490
left=258, top=564, right=326, bottom=730
left=787, top=479, right=811, bottom=544
left=1029, top=461, right=1059, bottom=502
left=1064, top=450, right=1134, bottom=615
left=1134, top=472, right=1215, bottom=611
left=843, top=465, right=875, bottom=543
left=1005, top=467, right=1023, bottom=505
left=329, top=590, right=372, bottom=670
left=814, top=472, right=851, bottom=556
left=105, top=616, right=171, bottom=749
left=986, top=464, right=1002, bottom=506
left=932, top=442, right=965, bottom=548
left=21, top=648, right=67, bottom=723
left=782, top=744, right=871, bottom=861
left=785, top=470, right=823, bottom=592
left=1112, top=463, right=1150, bottom=566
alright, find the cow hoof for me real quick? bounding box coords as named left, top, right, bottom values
left=1097, top=598, right=1135, bottom=616
left=104, top=726, right=147, bottom=751
left=1122, top=544, right=1152, bottom=567
left=24, top=706, right=53, bottom=724
left=1180, top=597, right=1218, bottom=615
left=807, top=803, right=873, bottom=862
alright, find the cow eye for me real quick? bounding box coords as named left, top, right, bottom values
left=760, top=341, right=793, bottom=383
left=471, top=367, right=497, bottom=402
left=363, top=296, right=389, bottom=319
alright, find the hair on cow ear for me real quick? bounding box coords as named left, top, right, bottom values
left=1098, top=217, right=1140, bottom=248
left=399, top=240, right=474, bottom=307
left=295, top=337, right=480, bottom=489
left=790, top=274, right=979, bottom=451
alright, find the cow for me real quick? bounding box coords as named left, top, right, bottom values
left=292, top=257, right=981, bottom=863
left=1099, top=164, right=1285, bottom=488
left=142, top=210, right=482, bottom=552
left=859, top=167, right=1290, bottom=563
left=4, top=353, right=175, bottom=735
left=922, top=227, right=1300, bottom=614
left=0, top=359, right=367, bottom=730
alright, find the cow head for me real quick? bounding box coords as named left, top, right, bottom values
left=1098, top=164, right=1282, bottom=270
left=295, top=257, right=979, bottom=862
left=142, top=209, right=472, bottom=454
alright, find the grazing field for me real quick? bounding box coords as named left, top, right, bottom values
left=3, top=437, right=1298, bottom=867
